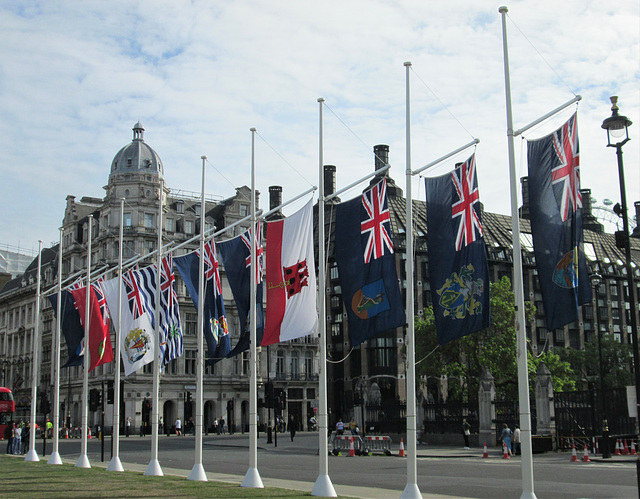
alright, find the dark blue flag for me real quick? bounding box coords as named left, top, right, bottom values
left=48, top=290, right=84, bottom=367
left=218, top=226, right=264, bottom=358
left=527, top=113, right=591, bottom=330
left=334, top=178, right=406, bottom=348
left=174, top=239, right=231, bottom=363
left=425, top=153, right=490, bottom=345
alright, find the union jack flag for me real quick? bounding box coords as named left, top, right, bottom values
left=451, top=154, right=483, bottom=251
left=123, top=269, right=144, bottom=319
left=160, top=255, right=176, bottom=310
left=241, top=223, right=264, bottom=284
left=551, top=114, right=581, bottom=222
left=91, top=278, right=109, bottom=326
left=201, top=238, right=222, bottom=295
left=361, top=178, right=394, bottom=264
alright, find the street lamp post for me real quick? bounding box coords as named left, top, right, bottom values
left=589, top=273, right=611, bottom=458
left=601, top=96, right=639, bottom=486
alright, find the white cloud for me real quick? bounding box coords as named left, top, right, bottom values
left=0, top=0, right=638, bottom=252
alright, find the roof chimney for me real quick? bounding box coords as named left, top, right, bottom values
left=581, top=188, right=604, bottom=234
left=267, top=186, right=283, bottom=221
left=324, top=165, right=336, bottom=198
left=373, top=144, right=389, bottom=172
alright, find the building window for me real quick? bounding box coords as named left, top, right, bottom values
left=242, top=351, right=249, bottom=375
left=184, top=313, right=197, bottom=335
left=166, top=218, right=174, bottom=232
left=276, top=350, right=285, bottom=377
left=304, top=351, right=313, bottom=375
left=123, top=213, right=132, bottom=227
left=185, top=220, right=194, bottom=234
left=291, top=351, right=299, bottom=379
left=144, top=213, right=154, bottom=228
left=177, top=201, right=185, bottom=214
left=185, top=350, right=196, bottom=375
left=240, top=204, right=248, bottom=217
left=369, top=335, right=394, bottom=371
left=145, top=240, right=155, bottom=255
left=123, top=240, right=135, bottom=258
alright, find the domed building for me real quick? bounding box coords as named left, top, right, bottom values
left=1, top=122, right=322, bottom=438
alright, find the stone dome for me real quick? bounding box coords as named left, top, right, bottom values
left=110, top=122, right=164, bottom=178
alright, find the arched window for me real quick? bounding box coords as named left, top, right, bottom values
left=276, top=350, right=285, bottom=380
left=290, top=351, right=299, bottom=379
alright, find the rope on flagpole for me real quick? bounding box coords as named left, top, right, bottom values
left=326, top=347, right=354, bottom=364
left=255, top=131, right=315, bottom=188
left=505, top=12, right=578, bottom=98
left=409, top=67, right=477, bottom=143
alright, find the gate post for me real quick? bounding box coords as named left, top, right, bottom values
left=478, top=368, right=496, bottom=446
left=535, top=362, right=555, bottom=444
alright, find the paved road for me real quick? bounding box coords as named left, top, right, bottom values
left=38, top=432, right=637, bottom=498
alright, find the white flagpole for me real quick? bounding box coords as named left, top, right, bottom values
left=145, top=182, right=164, bottom=476
left=499, top=6, right=536, bottom=499
left=48, top=231, right=63, bottom=465
left=189, top=157, right=208, bottom=481
left=25, top=240, right=43, bottom=463
left=107, top=198, right=126, bottom=472
left=312, top=97, right=337, bottom=498
left=76, top=217, right=92, bottom=468
left=401, top=61, right=422, bottom=499
left=242, top=128, right=264, bottom=488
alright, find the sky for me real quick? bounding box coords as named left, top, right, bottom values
left=1, top=1, right=638, bottom=256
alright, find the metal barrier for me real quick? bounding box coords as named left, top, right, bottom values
left=364, top=435, right=392, bottom=456
left=331, top=434, right=367, bottom=455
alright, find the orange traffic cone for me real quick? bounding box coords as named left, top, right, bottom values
left=87, top=427, right=92, bottom=439
left=502, top=443, right=510, bottom=459
left=631, top=441, right=637, bottom=456
left=623, top=440, right=630, bottom=455
left=582, top=445, right=591, bottom=462
left=399, top=438, right=406, bottom=457
left=482, top=442, right=489, bottom=459
left=348, top=437, right=356, bottom=457
left=614, top=439, right=621, bottom=455
left=570, top=442, right=579, bottom=462
left=64, top=427, right=69, bottom=439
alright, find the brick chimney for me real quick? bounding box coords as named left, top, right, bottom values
left=369, top=144, right=402, bottom=197
left=267, top=185, right=283, bottom=221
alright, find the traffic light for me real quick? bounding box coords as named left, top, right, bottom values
left=42, top=398, right=51, bottom=415
left=265, top=382, right=273, bottom=408
left=107, top=380, right=114, bottom=404
left=186, top=391, right=192, bottom=403
left=89, top=389, right=101, bottom=411
left=615, top=230, right=629, bottom=250
left=280, top=390, right=286, bottom=410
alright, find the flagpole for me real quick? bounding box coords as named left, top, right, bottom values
left=401, top=61, right=422, bottom=499
left=107, top=198, right=125, bottom=472
left=25, top=240, right=43, bottom=463
left=499, top=7, right=536, bottom=499
left=76, top=217, right=92, bottom=468
left=514, top=95, right=582, bottom=137
left=189, top=157, right=208, bottom=481
left=48, top=231, right=63, bottom=465
left=312, top=97, right=337, bottom=498
left=145, top=182, right=164, bottom=476
left=242, top=129, right=264, bottom=488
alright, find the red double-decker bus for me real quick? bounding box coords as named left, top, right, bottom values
left=0, top=387, right=15, bottom=439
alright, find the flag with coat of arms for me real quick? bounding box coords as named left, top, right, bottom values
left=527, top=113, right=591, bottom=330
left=333, top=177, right=406, bottom=348
left=425, top=153, right=490, bottom=345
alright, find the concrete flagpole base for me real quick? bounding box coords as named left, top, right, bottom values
left=47, top=452, right=63, bottom=465
left=312, top=474, right=337, bottom=497
left=24, top=450, right=40, bottom=462
left=400, top=483, right=423, bottom=499
left=75, top=454, right=91, bottom=468
left=241, top=467, right=264, bottom=488
left=106, top=456, right=124, bottom=472
left=188, top=463, right=208, bottom=481
left=144, top=459, right=163, bottom=476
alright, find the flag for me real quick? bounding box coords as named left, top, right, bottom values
left=262, top=200, right=317, bottom=346
left=218, top=224, right=264, bottom=357
left=334, top=178, right=405, bottom=347
left=102, top=270, right=155, bottom=376
left=70, top=285, right=114, bottom=371
left=48, top=290, right=84, bottom=368
left=174, top=238, right=231, bottom=363
left=132, top=260, right=183, bottom=365
left=527, top=113, right=591, bottom=330
left=425, top=153, right=490, bottom=344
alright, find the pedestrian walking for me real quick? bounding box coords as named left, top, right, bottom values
left=5, top=422, right=14, bottom=454
left=126, top=417, right=131, bottom=437
left=13, top=424, right=22, bottom=455
left=289, top=415, right=296, bottom=442
left=513, top=425, right=521, bottom=455
left=22, top=423, right=30, bottom=454
left=175, top=417, right=182, bottom=436
left=462, top=418, right=471, bottom=449
left=500, top=423, right=512, bottom=456
left=336, top=419, right=344, bottom=436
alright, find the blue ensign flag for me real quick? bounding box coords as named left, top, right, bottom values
left=527, top=113, right=591, bottom=331
left=425, top=153, right=490, bottom=345
left=218, top=227, right=264, bottom=358
left=334, top=178, right=406, bottom=348
left=174, top=240, right=231, bottom=363
left=48, top=290, right=84, bottom=367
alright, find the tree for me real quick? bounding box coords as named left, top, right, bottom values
left=416, top=276, right=542, bottom=401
